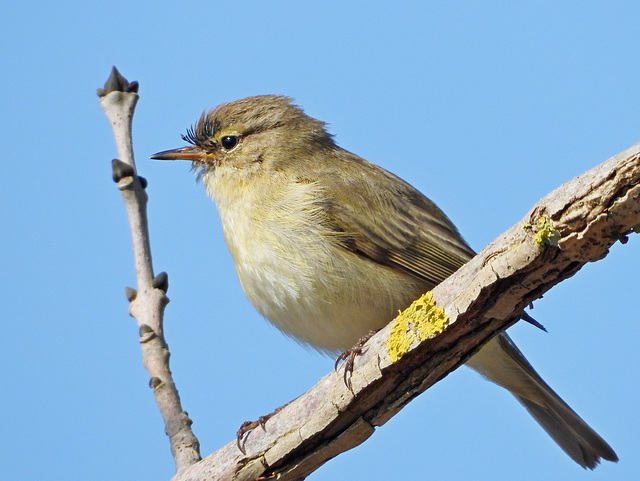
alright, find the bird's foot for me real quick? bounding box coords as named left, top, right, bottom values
left=334, top=330, right=378, bottom=391
left=236, top=404, right=287, bottom=454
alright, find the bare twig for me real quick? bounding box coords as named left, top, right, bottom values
left=98, top=67, right=201, bottom=473
left=171, top=142, right=640, bottom=481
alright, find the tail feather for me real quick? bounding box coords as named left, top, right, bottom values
left=466, top=332, right=617, bottom=469
left=517, top=395, right=617, bottom=468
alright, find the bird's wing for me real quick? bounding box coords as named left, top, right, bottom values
left=317, top=151, right=476, bottom=288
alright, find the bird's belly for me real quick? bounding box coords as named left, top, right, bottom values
left=232, top=235, right=426, bottom=354
left=212, top=176, right=427, bottom=353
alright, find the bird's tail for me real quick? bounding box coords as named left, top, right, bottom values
left=466, top=332, right=618, bottom=469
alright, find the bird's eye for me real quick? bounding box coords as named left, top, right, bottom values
left=220, top=135, right=239, bottom=151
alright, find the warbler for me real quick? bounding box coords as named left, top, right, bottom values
left=151, top=95, right=617, bottom=468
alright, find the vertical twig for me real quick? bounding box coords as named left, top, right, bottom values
left=98, top=67, right=201, bottom=473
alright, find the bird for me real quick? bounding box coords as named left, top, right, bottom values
left=151, top=94, right=617, bottom=468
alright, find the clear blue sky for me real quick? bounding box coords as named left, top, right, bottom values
left=2, top=2, right=638, bottom=480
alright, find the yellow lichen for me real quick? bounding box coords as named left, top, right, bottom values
left=387, top=312, right=412, bottom=363
left=386, top=291, right=449, bottom=362
left=532, top=216, right=561, bottom=246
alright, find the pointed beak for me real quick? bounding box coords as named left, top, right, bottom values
left=150, top=146, right=212, bottom=162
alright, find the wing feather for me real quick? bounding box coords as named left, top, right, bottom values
left=314, top=149, right=475, bottom=288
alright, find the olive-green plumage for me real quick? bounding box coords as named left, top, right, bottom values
left=152, top=95, right=617, bottom=469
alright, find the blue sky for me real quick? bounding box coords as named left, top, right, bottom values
left=2, top=1, right=639, bottom=480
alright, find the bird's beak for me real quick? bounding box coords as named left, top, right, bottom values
left=150, top=146, right=212, bottom=162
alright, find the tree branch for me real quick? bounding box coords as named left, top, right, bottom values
left=98, top=67, right=201, bottom=473
left=171, top=142, right=640, bottom=481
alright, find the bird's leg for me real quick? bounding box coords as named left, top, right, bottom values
left=236, top=402, right=291, bottom=454
left=237, top=330, right=378, bottom=453
left=334, top=330, right=378, bottom=391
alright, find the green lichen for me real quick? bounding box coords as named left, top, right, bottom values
left=386, top=291, right=449, bottom=362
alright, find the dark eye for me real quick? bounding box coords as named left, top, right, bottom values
left=220, top=135, right=239, bottom=150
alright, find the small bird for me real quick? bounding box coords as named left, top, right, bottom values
left=152, top=95, right=617, bottom=468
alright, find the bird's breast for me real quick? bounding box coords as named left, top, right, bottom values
left=207, top=173, right=425, bottom=353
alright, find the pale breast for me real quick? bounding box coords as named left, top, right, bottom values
left=207, top=173, right=426, bottom=353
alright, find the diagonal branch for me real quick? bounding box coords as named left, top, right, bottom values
left=171, top=143, right=640, bottom=481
